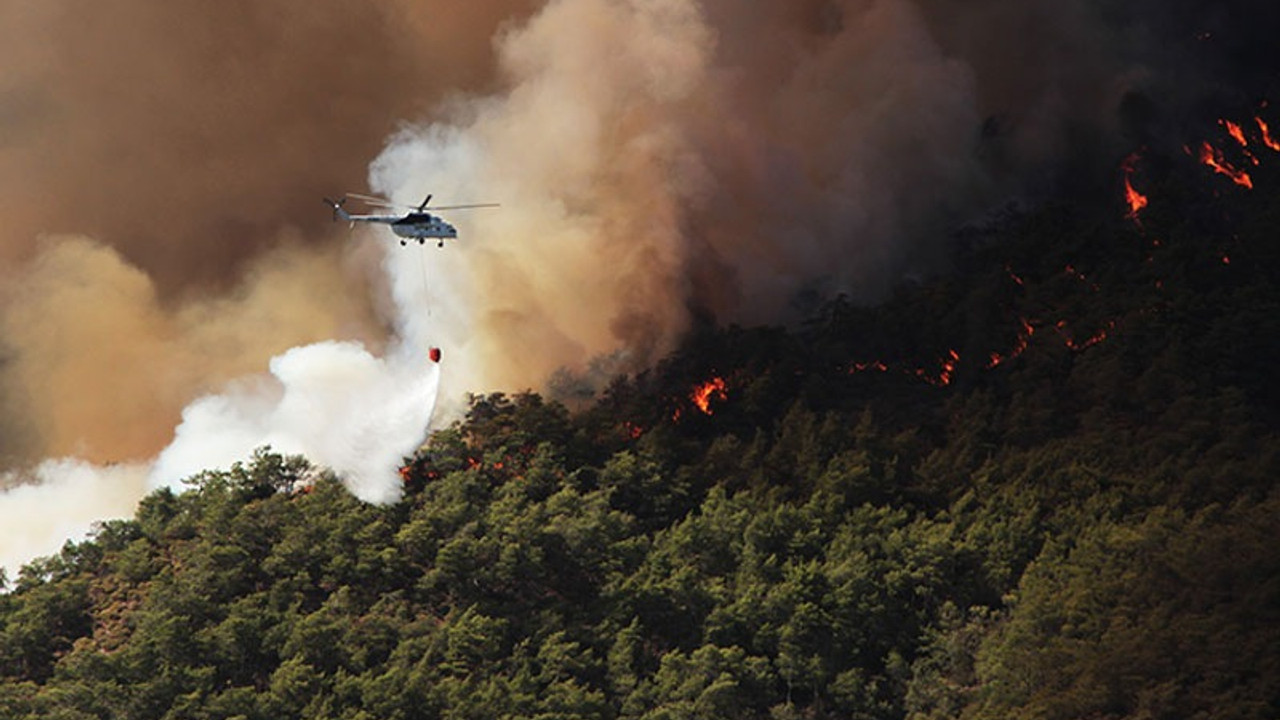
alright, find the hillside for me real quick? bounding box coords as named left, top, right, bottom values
left=2, top=123, right=1279, bottom=719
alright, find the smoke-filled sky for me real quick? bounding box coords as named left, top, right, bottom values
left=2, top=0, right=1277, bottom=572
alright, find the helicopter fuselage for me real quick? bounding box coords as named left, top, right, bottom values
left=325, top=195, right=489, bottom=246
left=390, top=213, right=458, bottom=241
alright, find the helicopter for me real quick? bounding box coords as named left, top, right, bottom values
left=323, top=193, right=498, bottom=247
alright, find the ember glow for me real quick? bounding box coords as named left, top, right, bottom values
left=1056, top=319, right=1116, bottom=351
left=1198, top=142, right=1255, bottom=189
left=690, top=377, right=728, bottom=415
left=917, top=350, right=960, bottom=387
left=987, top=317, right=1036, bottom=368
left=848, top=352, right=963, bottom=386
left=939, top=350, right=961, bottom=387
left=1064, top=265, right=1100, bottom=292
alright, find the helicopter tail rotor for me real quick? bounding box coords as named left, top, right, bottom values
left=322, top=197, right=351, bottom=222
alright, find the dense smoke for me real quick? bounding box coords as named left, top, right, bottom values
left=3, top=0, right=1276, bottom=572
left=372, top=0, right=1274, bottom=401
left=2, top=236, right=383, bottom=463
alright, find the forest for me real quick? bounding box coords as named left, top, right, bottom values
left=2, top=114, right=1279, bottom=719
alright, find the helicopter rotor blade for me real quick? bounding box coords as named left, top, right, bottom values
left=426, top=203, right=502, bottom=211
left=345, top=192, right=391, bottom=203
left=345, top=192, right=415, bottom=210
left=344, top=192, right=499, bottom=213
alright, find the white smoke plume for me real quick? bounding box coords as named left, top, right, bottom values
left=151, top=338, right=438, bottom=505
left=0, top=460, right=148, bottom=575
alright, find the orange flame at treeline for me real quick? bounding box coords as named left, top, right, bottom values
left=846, top=314, right=1116, bottom=383
left=1056, top=318, right=1114, bottom=351
left=1221, top=119, right=1249, bottom=148
left=1122, top=152, right=1149, bottom=222
left=1183, top=111, right=1280, bottom=191
left=691, top=376, right=728, bottom=414
left=1257, top=117, right=1280, bottom=151
left=846, top=350, right=960, bottom=386
left=1125, top=111, right=1280, bottom=202
left=664, top=109, right=1280, bottom=433
left=1198, top=141, right=1254, bottom=189
left=668, top=376, right=729, bottom=424
left=987, top=317, right=1035, bottom=368
left=1124, top=108, right=1280, bottom=268
left=847, top=258, right=1113, bottom=386
left=919, top=349, right=960, bottom=387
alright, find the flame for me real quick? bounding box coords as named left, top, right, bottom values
left=1257, top=117, right=1280, bottom=151
left=1005, top=265, right=1025, bottom=287
left=1216, top=119, right=1260, bottom=164
left=1220, top=119, right=1249, bottom=147
left=690, top=376, right=728, bottom=415
left=1120, top=153, right=1149, bottom=222
left=1198, top=141, right=1254, bottom=188
left=1123, top=175, right=1148, bottom=222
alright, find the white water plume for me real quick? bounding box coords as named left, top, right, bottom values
left=150, top=339, right=439, bottom=505
left=0, top=241, right=441, bottom=576
left=0, top=460, right=149, bottom=576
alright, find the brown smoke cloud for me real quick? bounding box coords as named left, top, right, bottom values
left=370, top=0, right=1162, bottom=399
left=0, top=0, right=536, bottom=290
left=1, top=235, right=385, bottom=465
left=0, top=0, right=536, bottom=467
